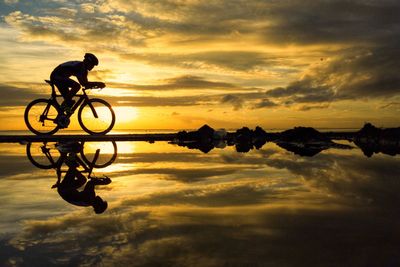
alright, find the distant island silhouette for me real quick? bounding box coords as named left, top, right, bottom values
left=1, top=123, right=399, bottom=157
left=172, top=123, right=400, bottom=157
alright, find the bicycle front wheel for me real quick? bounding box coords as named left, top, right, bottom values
left=24, top=99, right=59, bottom=135
left=78, top=98, right=115, bottom=135
left=80, top=141, right=118, bottom=168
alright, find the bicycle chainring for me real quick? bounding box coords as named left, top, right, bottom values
left=56, top=115, right=70, bottom=128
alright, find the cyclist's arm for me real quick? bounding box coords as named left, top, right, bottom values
left=77, top=69, right=106, bottom=89
left=77, top=75, right=105, bottom=88
left=86, top=81, right=106, bottom=89
left=76, top=70, right=90, bottom=87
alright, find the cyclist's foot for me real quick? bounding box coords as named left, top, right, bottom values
left=55, top=114, right=70, bottom=128
left=91, top=177, right=112, bottom=185
left=61, top=100, right=75, bottom=114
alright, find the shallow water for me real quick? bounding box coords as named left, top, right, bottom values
left=0, top=140, right=399, bottom=266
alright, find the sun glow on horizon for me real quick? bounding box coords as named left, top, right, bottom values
left=114, top=106, right=139, bottom=125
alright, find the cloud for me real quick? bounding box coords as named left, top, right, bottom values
left=221, top=94, right=244, bottom=110
left=264, top=152, right=400, bottom=210
left=3, top=141, right=400, bottom=266
left=5, top=1, right=400, bottom=51
left=105, top=76, right=267, bottom=107
left=102, top=0, right=400, bottom=46
left=113, top=166, right=246, bottom=183
left=263, top=43, right=400, bottom=108
left=5, top=178, right=400, bottom=266
left=260, top=0, right=400, bottom=45
left=380, top=102, right=400, bottom=110
left=80, top=3, right=96, bottom=14
left=0, top=155, right=38, bottom=179
left=111, top=75, right=239, bottom=91
left=4, top=0, right=18, bottom=4
left=253, top=98, right=278, bottom=109
left=4, top=10, right=145, bottom=48
left=2, top=0, right=400, bottom=124
left=0, top=84, right=44, bottom=107
left=122, top=51, right=280, bottom=71
left=121, top=181, right=275, bottom=207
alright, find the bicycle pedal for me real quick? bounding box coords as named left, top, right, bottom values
left=55, top=115, right=70, bottom=128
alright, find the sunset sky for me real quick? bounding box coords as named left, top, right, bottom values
left=0, top=0, right=399, bottom=130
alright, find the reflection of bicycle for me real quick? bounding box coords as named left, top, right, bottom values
left=26, top=141, right=118, bottom=170
left=24, top=80, right=116, bottom=135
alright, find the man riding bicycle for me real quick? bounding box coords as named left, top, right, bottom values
left=50, top=53, right=106, bottom=111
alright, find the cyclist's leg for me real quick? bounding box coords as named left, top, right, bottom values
left=62, top=168, right=87, bottom=188
left=82, top=180, right=96, bottom=199
left=54, top=78, right=80, bottom=106
left=53, top=79, right=69, bottom=101
left=67, top=80, right=80, bottom=101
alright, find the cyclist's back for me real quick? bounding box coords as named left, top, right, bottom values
left=50, top=61, right=87, bottom=81
left=50, top=53, right=104, bottom=108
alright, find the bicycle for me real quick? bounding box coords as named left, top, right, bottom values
left=25, top=141, right=117, bottom=189
left=26, top=141, right=118, bottom=170
left=24, top=80, right=116, bottom=135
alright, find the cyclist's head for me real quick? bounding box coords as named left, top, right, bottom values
left=93, top=196, right=108, bottom=214
left=83, top=53, right=98, bottom=71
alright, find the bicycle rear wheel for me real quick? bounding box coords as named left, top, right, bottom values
left=24, top=99, right=60, bottom=135
left=26, top=142, right=61, bottom=169
left=78, top=98, right=115, bottom=135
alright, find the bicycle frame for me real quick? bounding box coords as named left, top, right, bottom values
left=37, top=142, right=101, bottom=187
left=40, top=81, right=99, bottom=124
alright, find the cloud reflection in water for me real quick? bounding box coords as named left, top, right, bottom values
left=0, top=141, right=399, bottom=266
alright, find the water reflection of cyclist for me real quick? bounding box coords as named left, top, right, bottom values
left=57, top=152, right=111, bottom=214
left=50, top=53, right=106, bottom=111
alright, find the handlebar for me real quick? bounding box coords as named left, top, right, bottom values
left=83, top=86, right=104, bottom=90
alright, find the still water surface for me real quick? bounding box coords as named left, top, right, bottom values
left=0, top=140, right=399, bottom=266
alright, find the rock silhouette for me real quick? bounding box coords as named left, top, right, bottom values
left=354, top=123, right=400, bottom=157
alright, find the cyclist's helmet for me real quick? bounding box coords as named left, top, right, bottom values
left=84, top=53, right=99, bottom=66
left=93, top=196, right=108, bottom=214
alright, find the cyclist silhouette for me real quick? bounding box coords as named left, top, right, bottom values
left=56, top=151, right=111, bottom=214
left=50, top=53, right=106, bottom=111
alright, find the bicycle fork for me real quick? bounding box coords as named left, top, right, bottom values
left=40, top=103, right=53, bottom=126
left=88, top=101, right=99, bottom=118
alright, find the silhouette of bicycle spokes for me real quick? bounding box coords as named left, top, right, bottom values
left=24, top=80, right=115, bottom=135
left=26, top=141, right=117, bottom=170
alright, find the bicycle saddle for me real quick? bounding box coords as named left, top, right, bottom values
left=45, top=79, right=54, bottom=85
